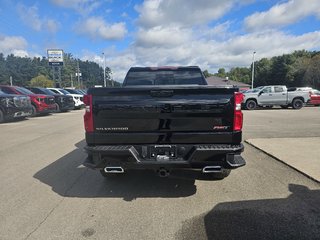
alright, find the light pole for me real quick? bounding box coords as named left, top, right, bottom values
left=110, top=70, right=114, bottom=87
left=251, top=51, right=256, bottom=89
left=102, top=52, right=106, bottom=87
left=77, top=59, right=80, bottom=87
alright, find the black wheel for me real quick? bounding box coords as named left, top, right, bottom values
left=31, top=105, right=37, bottom=117
left=280, top=105, right=289, bottom=109
left=55, top=103, right=60, bottom=112
left=292, top=99, right=303, bottom=109
left=245, top=100, right=257, bottom=110
left=0, top=109, right=4, bottom=123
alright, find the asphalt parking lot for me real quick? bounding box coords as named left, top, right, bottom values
left=0, top=108, right=319, bottom=240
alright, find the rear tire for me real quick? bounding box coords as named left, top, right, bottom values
left=245, top=100, right=257, bottom=110
left=292, top=99, right=303, bottom=109
left=55, top=103, right=60, bottom=112
left=0, top=109, right=4, bottom=123
left=31, top=105, right=37, bottom=117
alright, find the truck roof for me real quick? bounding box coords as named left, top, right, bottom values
left=129, top=66, right=201, bottom=71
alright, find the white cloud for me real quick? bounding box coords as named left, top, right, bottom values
left=245, top=0, right=320, bottom=31
left=0, top=35, right=28, bottom=56
left=75, top=17, right=127, bottom=40
left=81, top=51, right=137, bottom=82
left=11, top=50, right=30, bottom=58
left=121, top=12, right=128, bottom=18
left=82, top=30, right=320, bottom=82
left=17, top=4, right=42, bottom=31
left=0, top=35, right=42, bottom=58
left=136, top=26, right=192, bottom=48
left=136, top=0, right=235, bottom=28
left=50, top=0, right=101, bottom=15
left=46, top=19, right=60, bottom=34
left=17, top=4, right=59, bottom=33
left=79, top=0, right=320, bottom=82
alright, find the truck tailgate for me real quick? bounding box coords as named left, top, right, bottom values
left=87, top=86, right=240, bottom=145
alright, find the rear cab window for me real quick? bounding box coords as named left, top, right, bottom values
left=123, top=67, right=207, bottom=86
left=274, top=86, right=285, bottom=92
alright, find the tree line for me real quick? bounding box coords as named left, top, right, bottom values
left=1, top=50, right=319, bottom=89
left=203, top=50, right=320, bottom=89
left=0, top=53, right=120, bottom=88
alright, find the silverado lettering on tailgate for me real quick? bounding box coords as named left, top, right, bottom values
left=96, top=127, right=129, bottom=131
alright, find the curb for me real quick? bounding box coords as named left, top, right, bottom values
left=244, top=140, right=320, bottom=184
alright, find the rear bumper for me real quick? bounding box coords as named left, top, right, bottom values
left=37, top=104, right=56, bottom=113
left=83, top=144, right=245, bottom=171
left=307, top=99, right=320, bottom=105
left=60, top=102, right=75, bottom=111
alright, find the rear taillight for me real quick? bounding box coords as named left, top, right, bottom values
left=233, top=92, right=244, bottom=131
left=83, top=94, right=93, bottom=132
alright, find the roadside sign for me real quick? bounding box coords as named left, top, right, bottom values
left=47, top=49, right=64, bottom=66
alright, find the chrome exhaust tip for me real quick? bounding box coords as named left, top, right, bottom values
left=202, top=166, right=222, bottom=173
left=104, top=166, right=124, bottom=173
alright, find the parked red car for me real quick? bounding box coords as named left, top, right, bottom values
left=309, top=90, right=320, bottom=106
left=0, top=85, right=56, bottom=116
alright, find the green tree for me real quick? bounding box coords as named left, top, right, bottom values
left=228, top=67, right=251, bottom=83
left=215, top=68, right=226, bottom=78
left=304, top=54, right=320, bottom=89
left=203, top=70, right=213, bottom=78
left=30, top=75, right=54, bottom=87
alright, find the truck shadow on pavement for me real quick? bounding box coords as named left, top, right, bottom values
left=34, top=140, right=197, bottom=201
left=176, top=184, right=320, bottom=240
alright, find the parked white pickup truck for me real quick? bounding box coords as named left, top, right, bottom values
left=243, top=85, right=310, bottom=110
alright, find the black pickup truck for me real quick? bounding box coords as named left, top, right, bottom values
left=0, top=90, right=32, bottom=123
left=83, top=66, right=245, bottom=180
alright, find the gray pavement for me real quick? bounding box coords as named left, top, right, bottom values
left=246, top=137, right=320, bottom=182
left=243, top=106, right=320, bottom=183
left=242, top=106, right=320, bottom=139
left=0, top=108, right=319, bottom=240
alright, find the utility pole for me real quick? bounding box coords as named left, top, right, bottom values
left=251, top=51, right=256, bottom=89
left=77, top=59, right=80, bottom=87
left=10, top=76, right=12, bottom=86
left=102, top=52, right=106, bottom=87
left=111, top=70, right=114, bottom=87
left=70, top=74, right=73, bottom=88
left=58, top=66, right=61, bottom=88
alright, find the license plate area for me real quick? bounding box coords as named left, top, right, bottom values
left=150, top=145, right=177, bottom=161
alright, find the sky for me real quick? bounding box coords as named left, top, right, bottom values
left=0, top=0, right=320, bottom=82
